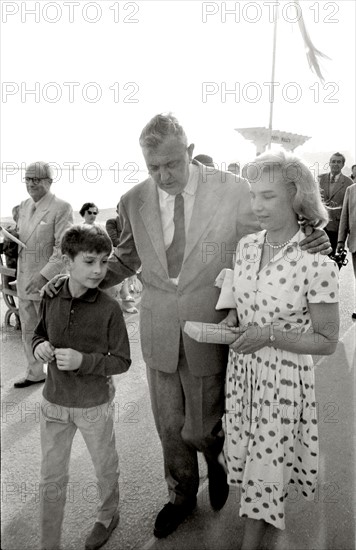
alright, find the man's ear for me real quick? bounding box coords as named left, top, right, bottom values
left=187, top=143, right=195, bottom=161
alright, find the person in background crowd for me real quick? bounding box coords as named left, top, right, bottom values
left=2, top=205, right=20, bottom=271
left=221, top=150, right=339, bottom=550
left=227, top=161, right=240, bottom=176
left=79, top=203, right=99, bottom=225
left=318, top=152, right=353, bottom=254
left=14, top=161, right=73, bottom=389
left=350, top=164, right=356, bottom=181
left=106, top=204, right=139, bottom=314
left=337, top=181, right=356, bottom=319
left=193, top=154, right=215, bottom=167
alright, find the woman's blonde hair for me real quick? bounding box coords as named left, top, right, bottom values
left=245, top=149, right=329, bottom=228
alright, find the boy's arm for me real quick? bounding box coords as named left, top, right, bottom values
left=75, top=304, right=131, bottom=376
left=32, top=298, right=50, bottom=354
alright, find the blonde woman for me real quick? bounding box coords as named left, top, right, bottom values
left=221, top=150, right=340, bottom=549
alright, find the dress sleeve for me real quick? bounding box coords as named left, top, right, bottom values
left=215, top=268, right=236, bottom=310
left=307, top=257, right=339, bottom=303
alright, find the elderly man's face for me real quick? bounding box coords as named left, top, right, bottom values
left=329, top=155, right=345, bottom=175
left=143, top=136, right=194, bottom=195
left=25, top=163, right=51, bottom=202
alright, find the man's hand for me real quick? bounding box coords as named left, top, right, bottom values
left=40, top=274, right=68, bottom=298
left=25, top=273, right=48, bottom=294
left=299, top=228, right=332, bottom=255
left=336, top=242, right=345, bottom=254
left=54, top=348, right=83, bottom=371
left=230, top=325, right=269, bottom=354
left=34, top=341, right=55, bottom=362
left=220, top=308, right=238, bottom=328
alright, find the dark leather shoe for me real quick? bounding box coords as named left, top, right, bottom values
left=154, top=499, right=196, bottom=538
left=85, top=510, right=120, bottom=550
left=207, top=454, right=229, bottom=511
left=14, top=378, right=45, bottom=388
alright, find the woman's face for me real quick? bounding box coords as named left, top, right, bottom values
left=249, top=168, right=296, bottom=232
left=83, top=207, right=98, bottom=225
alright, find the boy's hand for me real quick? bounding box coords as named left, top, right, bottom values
left=54, top=348, right=83, bottom=371
left=299, top=228, right=332, bottom=255
left=40, top=274, right=68, bottom=298
left=34, top=341, right=55, bottom=362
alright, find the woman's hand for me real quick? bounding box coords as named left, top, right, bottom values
left=40, top=274, right=68, bottom=298
left=230, top=324, right=270, bottom=354
left=34, top=341, right=55, bottom=362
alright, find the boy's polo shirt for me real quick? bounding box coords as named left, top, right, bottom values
left=32, top=280, right=131, bottom=408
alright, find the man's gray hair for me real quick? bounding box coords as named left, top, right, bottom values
left=26, top=161, right=54, bottom=182
left=139, top=113, right=188, bottom=150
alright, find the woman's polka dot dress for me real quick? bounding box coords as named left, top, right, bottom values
left=225, top=229, right=339, bottom=530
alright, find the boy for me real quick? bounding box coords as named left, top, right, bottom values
left=32, top=224, right=131, bottom=550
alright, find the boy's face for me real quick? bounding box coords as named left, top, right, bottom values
left=64, top=250, right=109, bottom=296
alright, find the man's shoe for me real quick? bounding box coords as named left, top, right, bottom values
left=14, top=378, right=45, bottom=388
left=207, top=454, right=229, bottom=511
left=153, top=499, right=196, bottom=538
left=85, top=510, right=120, bottom=550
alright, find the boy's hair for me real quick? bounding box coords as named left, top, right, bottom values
left=61, top=224, right=112, bottom=259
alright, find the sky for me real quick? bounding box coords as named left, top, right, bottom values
left=1, top=0, right=355, bottom=215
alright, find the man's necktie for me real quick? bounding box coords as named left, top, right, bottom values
left=166, top=194, right=185, bottom=278
left=330, top=174, right=336, bottom=184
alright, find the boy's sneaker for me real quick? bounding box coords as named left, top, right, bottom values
left=85, top=510, right=120, bottom=550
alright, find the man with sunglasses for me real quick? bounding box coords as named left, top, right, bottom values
left=14, top=161, right=73, bottom=388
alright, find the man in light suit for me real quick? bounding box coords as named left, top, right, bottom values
left=14, top=162, right=73, bottom=388
left=318, top=152, right=353, bottom=254
left=98, top=113, right=330, bottom=539
left=337, top=182, right=356, bottom=318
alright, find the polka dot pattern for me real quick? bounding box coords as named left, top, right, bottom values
left=225, top=229, right=339, bottom=530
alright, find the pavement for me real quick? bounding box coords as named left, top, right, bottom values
left=1, top=261, right=355, bottom=550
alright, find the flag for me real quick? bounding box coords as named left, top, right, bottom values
left=295, top=0, right=330, bottom=83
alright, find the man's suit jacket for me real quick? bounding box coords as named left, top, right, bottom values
left=106, top=162, right=260, bottom=377
left=338, top=182, right=356, bottom=253
left=17, top=192, right=73, bottom=301
left=319, top=172, right=353, bottom=232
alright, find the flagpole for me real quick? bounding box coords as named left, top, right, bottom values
left=268, top=4, right=279, bottom=150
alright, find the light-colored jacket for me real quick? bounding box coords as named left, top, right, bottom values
left=106, top=162, right=260, bottom=377
left=338, top=182, right=356, bottom=253
left=17, top=192, right=73, bottom=300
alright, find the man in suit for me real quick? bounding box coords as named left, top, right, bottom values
left=337, top=182, right=356, bottom=318
left=14, top=162, right=73, bottom=388
left=318, top=152, right=353, bottom=254
left=98, top=113, right=331, bottom=538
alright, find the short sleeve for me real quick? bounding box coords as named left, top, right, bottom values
left=307, top=257, right=339, bottom=303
